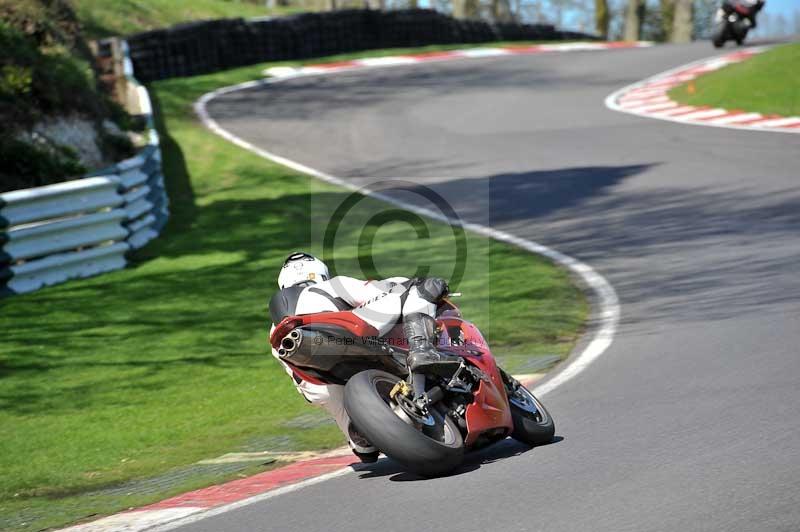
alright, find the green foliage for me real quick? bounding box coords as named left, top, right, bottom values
left=0, top=21, right=101, bottom=126
left=0, top=64, right=32, bottom=96
left=0, top=135, right=85, bottom=191
left=0, top=18, right=103, bottom=190
left=72, top=0, right=306, bottom=39
left=669, top=43, right=800, bottom=117
left=0, top=22, right=37, bottom=103
left=37, top=47, right=99, bottom=113
left=0, top=1, right=142, bottom=189
left=100, top=130, right=136, bottom=163
left=107, top=97, right=146, bottom=132
left=0, top=0, right=90, bottom=52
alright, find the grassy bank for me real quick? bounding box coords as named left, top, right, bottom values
left=669, top=42, right=800, bottom=117
left=0, top=48, right=587, bottom=531
left=73, top=0, right=304, bottom=39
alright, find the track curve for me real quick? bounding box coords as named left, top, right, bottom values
left=187, top=42, right=800, bottom=532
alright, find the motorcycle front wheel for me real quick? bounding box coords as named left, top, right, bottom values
left=711, top=21, right=727, bottom=48
left=506, top=379, right=556, bottom=446
left=344, top=369, right=464, bottom=476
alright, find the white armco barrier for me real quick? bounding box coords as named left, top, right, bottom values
left=0, top=39, right=168, bottom=296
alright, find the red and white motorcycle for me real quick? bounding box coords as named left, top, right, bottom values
left=270, top=297, right=555, bottom=476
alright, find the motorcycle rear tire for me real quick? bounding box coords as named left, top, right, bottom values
left=344, top=369, right=464, bottom=477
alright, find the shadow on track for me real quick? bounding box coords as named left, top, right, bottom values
left=372, top=163, right=800, bottom=326
left=373, top=164, right=655, bottom=224
left=354, top=436, right=564, bottom=482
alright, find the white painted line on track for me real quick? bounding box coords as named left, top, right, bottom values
left=60, top=508, right=205, bottom=532
left=261, top=41, right=653, bottom=79
left=538, top=42, right=607, bottom=51
left=701, top=58, right=736, bottom=70
left=619, top=97, right=666, bottom=107
left=145, top=467, right=354, bottom=532
left=297, top=66, right=335, bottom=75
left=60, top=43, right=635, bottom=532
left=620, top=94, right=669, bottom=103
left=605, top=47, right=800, bottom=134
left=455, top=47, right=510, bottom=57
left=626, top=101, right=679, bottom=113
left=355, top=56, right=419, bottom=66
left=707, top=112, right=763, bottom=125
left=191, top=46, right=621, bottom=507
left=651, top=105, right=699, bottom=117
left=672, top=108, right=728, bottom=121
left=624, top=88, right=668, bottom=98
left=752, top=117, right=800, bottom=128
left=622, top=94, right=669, bottom=102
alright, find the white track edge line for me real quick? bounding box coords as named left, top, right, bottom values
left=604, top=46, right=800, bottom=135
left=145, top=467, right=353, bottom=532
left=144, top=54, right=623, bottom=530
left=262, top=41, right=654, bottom=79
left=195, top=74, right=620, bottom=396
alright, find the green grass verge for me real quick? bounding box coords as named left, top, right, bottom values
left=669, top=42, right=800, bottom=117
left=0, top=47, right=587, bottom=531
left=73, top=0, right=306, bottom=39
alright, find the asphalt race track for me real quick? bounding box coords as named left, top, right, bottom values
left=193, top=42, right=800, bottom=532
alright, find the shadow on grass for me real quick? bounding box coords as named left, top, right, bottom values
left=0, top=68, right=619, bottom=421
left=1, top=162, right=628, bottom=413
left=147, top=88, right=197, bottom=235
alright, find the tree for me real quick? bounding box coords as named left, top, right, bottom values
left=660, top=0, right=675, bottom=40
left=624, top=0, right=646, bottom=41
left=452, top=0, right=480, bottom=19
left=492, top=0, right=515, bottom=22
left=671, top=0, right=693, bottom=42
left=595, top=0, right=610, bottom=38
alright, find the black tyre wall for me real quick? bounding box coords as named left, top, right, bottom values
left=126, top=9, right=594, bottom=82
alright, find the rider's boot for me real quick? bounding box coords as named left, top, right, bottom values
left=348, top=422, right=379, bottom=463
left=403, top=313, right=461, bottom=374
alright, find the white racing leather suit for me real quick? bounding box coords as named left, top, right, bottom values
left=269, top=276, right=438, bottom=438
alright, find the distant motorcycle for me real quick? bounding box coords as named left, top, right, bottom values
left=711, top=0, right=764, bottom=48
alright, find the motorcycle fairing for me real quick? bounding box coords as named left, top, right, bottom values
left=437, top=317, right=514, bottom=445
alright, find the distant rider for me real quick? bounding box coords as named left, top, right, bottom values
left=722, top=0, right=765, bottom=28
left=268, top=252, right=455, bottom=463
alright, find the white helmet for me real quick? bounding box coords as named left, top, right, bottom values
left=278, top=252, right=330, bottom=289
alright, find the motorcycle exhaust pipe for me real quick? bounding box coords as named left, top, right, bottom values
left=278, top=329, right=302, bottom=358
left=276, top=328, right=407, bottom=377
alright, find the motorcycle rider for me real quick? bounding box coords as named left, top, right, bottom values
left=722, top=0, right=765, bottom=28
left=268, top=251, right=458, bottom=463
